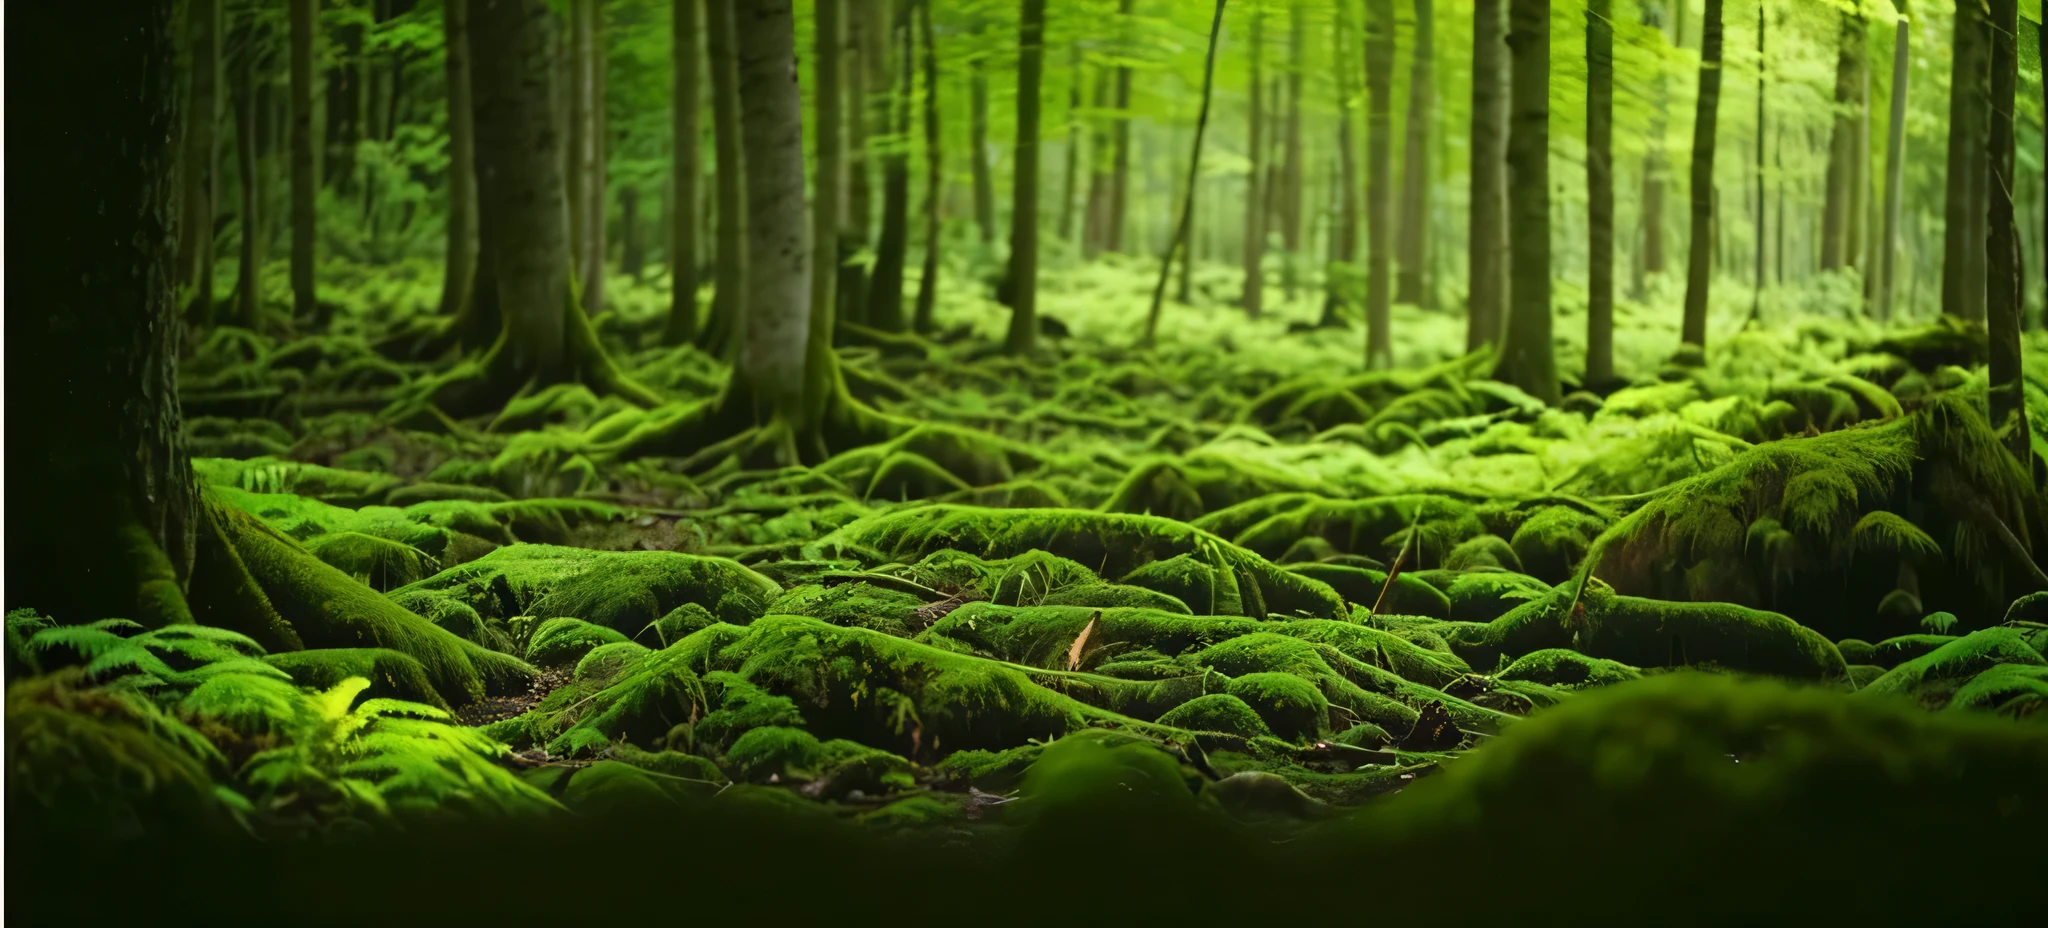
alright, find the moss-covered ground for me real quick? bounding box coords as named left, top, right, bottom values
left=12, top=261, right=2048, bottom=915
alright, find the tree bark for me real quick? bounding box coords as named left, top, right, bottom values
left=1060, top=42, right=1083, bottom=243
left=1107, top=0, right=1138, bottom=254
left=621, top=184, right=644, bottom=279
left=1467, top=0, right=1509, bottom=351
left=1084, top=69, right=1114, bottom=256
left=1365, top=0, right=1394, bottom=366
left=583, top=1, right=609, bottom=314
left=1143, top=0, right=1229, bottom=344
left=912, top=0, right=942, bottom=333
left=731, top=0, right=813, bottom=422
left=839, top=0, right=871, bottom=328
left=438, top=0, right=479, bottom=322
left=1637, top=1, right=1669, bottom=296
left=232, top=17, right=266, bottom=330
left=666, top=0, right=704, bottom=344
left=1323, top=0, right=1361, bottom=325
left=811, top=0, right=843, bottom=356
left=969, top=54, right=997, bottom=244
left=1279, top=0, right=1305, bottom=297
left=1679, top=0, right=1724, bottom=352
left=866, top=1, right=914, bottom=331
left=1242, top=5, right=1266, bottom=319
left=1986, top=0, right=2027, bottom=459
left=1002, top=0, right=1047, bottom=354
left=568, top=0, right=589, bottom=272
left=1586, top=0, right=1614, bottom=386
left=1940, top=3, right=1986, bottom=321
left=1875, top=0, right=1908, bottom=322
left=179, top=0, right=223, bottom=324
left=1495, top=0, right=1557, bottom=401
left=1395, top=0, right=1434, bottom=306
left=290, top=0, right=318, bottom=320
left=702, top=0, right=748, bottom=356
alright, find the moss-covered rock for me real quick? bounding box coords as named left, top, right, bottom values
left=1496, top=649, right=1642, bottom=689
left=526, top=618, right=631, bottom=667
left=1224, top=673, right=1328, bottom=742
left=1286, top=563, right=1451, bottom=618
left=1448, top=583, right=1845, bottom=680
left=264, top=648, right=449, bottom=710
left=1155, top=693, right=1273, bottom=739
left=390, top=544, right=782, bottom=637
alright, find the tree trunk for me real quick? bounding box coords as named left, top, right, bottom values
left=179, top=0, right=223, bottom=324
left=727, top=0, right=815, bottom=423
left=622, top=184, right=644, bottom=280
left=1395, top=0, right=1434, bottom=307
left=1586, top=0, right=1613, bottom=386
left=290, top=0, right=318, bottom=320
left=438, top=0, right=479, bottom=321
left=811, top=0, right=843, bottom=363
left=1324, top=0, right=1361, bottom=325
left=838, top=0, right=871, bottom=328
left=1278, top=0, right=1305, bottom=298
left=1821, top=13, right=1858, bottom=271
left=1467, top=0, right=1509, bottom=351
left=1679, top=0, right=1724, bottom=352
left=1060, top=42, right=1083, bottom=243
left=666, top=0, right=703, bottom=344
left=866, top=1, right=914, bottom=331
left=1942, top=0, right=1987, bottom=321
left=1241, top=5, right=1266, bottom=318
left=1986, top=0, right=2027, bottom=459
left=702, top=0, right=748, bottom=355
left=10, top=0, right=198, bottom=627
left=912, top=0, right=942, bottom=334
left=1002, top=0, right=1047, bottom=354
left=1875, top=1, right=1908, bottom=322
left=232, top=17, right=266, bottom=330
left=969, top=54, right=997, bottom=244
left=568, top=0, right=588, bottom=271
left=1107, top=0, right=1137, bottom=254
left=583, top=1, right=609, bottom=315
left=1495, top=0, right=1557, bottom=400
left=1365, top=0, right=1394, bottom=366
left=1143, top=0, right=1229, bottom=344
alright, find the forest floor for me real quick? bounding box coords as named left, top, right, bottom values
left=10, top=255, right=2048, bottom=918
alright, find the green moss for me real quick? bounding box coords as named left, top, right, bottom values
left=767, top=582, right=929, bottom=637
left=1496, top=649, right=1642, bottom=689
left=526, top=618, right=631, bottom=667
left=922, top=602, right=1261, bottom=670
left=652, top=603, right=720, bottom=646
left=725, top=725, right=826, bottom=782
left=1121, top=554, right=1220, bottom=614
left=263, top=648, right=449, bottom=711
left=1860, top=628, right=2048, bottom=707
left=1870, top=634, right=1959, bottom=668
left=303, top=531, right=440, bottom=592
left=1449, top=583, right=1846, bottom=680
left=1264, top=619, right=1473, bottom=687
left=383, top=483, right=514, bottom=506
left=1041, top=582, right=1192, bottom=614
left=389, top=544, right=781, bottom=637
left=1837, top=638, right=1878, bottom=665
left=1156, top=693, right=1272, bottom=739
left=575, top=641, right=654, bottom=683
left=1945, top=664, right=2048, bottom=718
left=1443, top=571, right=1552, bottom=622
left=1444, top=535, right=1523, bottom=571
left=1508, top=506, right=1608, bottom=583
left=1224, top=673, right=1329, bottom=742
left=1285, top=563, right=1451, bottom=618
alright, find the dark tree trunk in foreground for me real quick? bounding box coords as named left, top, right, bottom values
left=1586, top=0, right=1613, bottom=386
left=439, top=0, right=479, bottom=320
left=1395, top=0, right=1434, bottom=307
left=866, top=1, right=914, bottom=331
left=1986, top=0, right=2027, bottom=459
left=1941, top=2, right=1987, bottom=322
left=179, top=0, right=223, bottom=323
left=1875, top=0, right=1909, bottom=322
left=1467, top=0, right=1509, bottom=351
left=1143, top=0, right=1229, bottom=344
left=1241, top=6, right=1267, bottom=319
left=1003, top=0, right=1047, bottom=354
left=734, top=0, right=814, bottom=421
left=912, top=0, right=942, bottom=333
left=970, top=54, right=997, bottom=244
left=667, top=0, right=703, bottom=344
left=9, top=0, right=198, bottom=627
left=290, top=0, right=318, bottom=320
left=1680, top=0, right=1724, bottom=352
left=703, top=0, right=748, bottom=356
left=1495, top=0, right=1557, bottom=401
left=1365, top=0, right=1394, bottom=367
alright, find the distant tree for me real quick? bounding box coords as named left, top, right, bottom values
left=1874, top=0, right=1909, bottom=322
left=1467, top=0, right=1509, bottom=351
left=1365, top=0, right=1394, bottom=366
left=912, top=0, right=943, bottom=333
left=178, top=0, right=223, bottom=324
left=439, top=0, right=480, bottom=325
left=702, top=0, right=748, bottom=356
left=1003, top=0, right=1048, bottom=354
left=1986, top=0, right=2027, bottom=459
left=1679, top=0, right=1724, bottom=353
left=1587, top=0, right=1614, bottom=386
left=1143, top=0, right=1229, bottom=345
left=866, top=0, right=915, bottom=332
left=1395, top=0, right=1434, bottom=307
left=665, top=0, right=703, bottom=344
left=1495, top=0, right=1557, bottom=401
left=1241, top=4, right=1267, bottom=319
left=1941, top=0, right=1989, bottom=322
left=289, top=0, right=318, bottom=320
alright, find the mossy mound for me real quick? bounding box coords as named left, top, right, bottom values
left=264, top=648, right=449, bottom=711
left=390, top=544, right=782, bottom=637
left=1155, top=694, right=1273, bottom=739
left=1859, top=628, right=2048, bottom=708
left=1496, top=649, right=1642, bottom=689
left=1449, top=583, right=1845, bottom=680
left=526, top=618, right=632, bottom=667
left=1285, top=563, right=1452, bottom=618
left=1223, top=673, right=1329, bottom=742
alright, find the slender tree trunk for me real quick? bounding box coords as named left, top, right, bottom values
left=1986, top=0, right=2027, bottom=458
left=1180, top=176, right=1199, bottom=303
left=1060, top=42, right=1083, bottom=243
left=1467, top=0, right=1509, bottom=351
left=811, top=0, right=844, bottom=352
left=1107, top=0, right=1137, bottom=254
left=179, top=0, right=223, bottom=324
left=1324, top=0, right=1361, bottom=325
left=233, top=21, right=265, bottom=330
left=969, top=54, right=997, bottom=244
left=438, top=0, right=479, bottom=320
left=622, top=184, right=644, bottom=279
left=1586, top=0, right=1614, bottom=386
left=1365, top=0, right=1394, bottom=365
left=1084, top=70, right=1113, bottom=255
left=1395, top=0, right=1434, bottom=306
left=1942, top=3, right=1988, bottom=322
left=1750, top=0, right=1765, bottom=325
left=1279, top=0, right=1306, bottom=298
left=1637, top=2, right=1669, bottom=294
left=1241, top=6, right=1266, bottom=318
left=666, top=0, right=703, bottom=344
left=913, top=0, right=943, bottom=333
left=1143, top=0, right=1229, bottom=344
left=1679, top=0, right=1724, bottom=352
left=1495, top=0, right=1557, bottom=400
left=290, top=0, right=318, bottom=320
left=1962, top=10, right=1991, bottom=324
left=1876, top=1, right=1908, bottom=322
left=569, top=0, right=589, bottom=271
left=583, top=1, right=609, bottom=314
left=1003, top=0, right=1047, bottom=354
left=733, top=0, right=813, bottom=422
left=1821, top=12, right=1858, bottom=270
left=839, top=0, right=871, bottom=328
left=866, top=0, right=913, bottom=331
left=703, top=0, right=748, bottom=355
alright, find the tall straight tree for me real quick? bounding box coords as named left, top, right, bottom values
left=1003, top=0, right=1048, bottom=354
left=1750, top=1, right=1765, bottom=325
left=1941, top=0, right=1988, bottom=322
left=1679, top=0, right=1725, bottom=352
left=1820, top=10, right=1865, bottom=272
left=1395, top=0, right=1435, bottom=306
left=1279, top=0, right=1306, bottom=297
left=1107, top=0, right=1138, bottom=253
left=569, top=0, right=589, bottom=270
left=232, top=17, right=266, bottom=329
left=912, top=0, right=942, bottom=333
left=439, top=0, right=479, bottom=322
left=666, top=0, right=703, bottom=344
left=1986, top=0, right=2026, bottom=457
left=1364, top=0, right=1395, bottom=367
left=969, top=51, right=997, bottom=244
left=1467, top=0, right=1508, bottom=351
left=1323, top=0, right=1361, bottom=325
left=1241, top=4, right=1267, bottom=318
left=811, top=0, right=843, bottom=356
left=1586, top=0, right=1614, bottom=386
left=1495, top=0, right=1556, bottom=401
left=178, top=0, right=223, bottom=323
left=579, top=0, right=610, bottom=315
left=1060, top=43, right=1083, bottom=242
left=734, top=0, right=814, bottom=426
left=289, top=0, right=318, bottom=321
left=1142, top=0, right=1228, bottom=344
left=1635, top=1, right=1669, bottom=297
left=866, top=0, right=914, bottom=331
left=702, top=0, right=748, bottom=355
left=1875, top=0, right=1909, bottom=322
